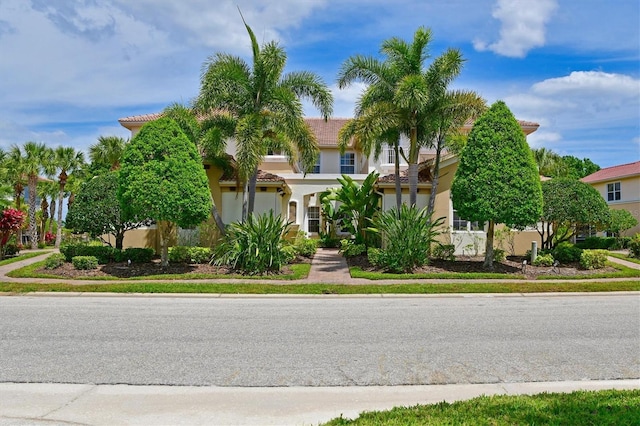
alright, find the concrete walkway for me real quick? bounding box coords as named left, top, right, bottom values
left=1, top=380, right=638, bottom=426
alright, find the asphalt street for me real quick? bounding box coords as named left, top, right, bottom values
left=1, top=294, right=638, bottom=387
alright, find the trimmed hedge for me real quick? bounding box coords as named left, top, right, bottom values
left=60, top=244, right=155, bottom=264
left=44, top=253, right=66, bottom=269
left=553, top=242, right=583, bottom=264
left=580, top=249, right=608, bottom=270
left=576, top=237, right=617, bottom=250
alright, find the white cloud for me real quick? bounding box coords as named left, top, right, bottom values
left=526, top=131, right=562, bottom=148
left=474, top=0, right=557, bottom=57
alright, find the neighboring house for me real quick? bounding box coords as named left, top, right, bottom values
left=117, top=114, right=541, bottom=255
left=582, top=161, right=640, bottom=237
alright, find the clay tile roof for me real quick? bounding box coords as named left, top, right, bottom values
left=118, top=113, right=163, bottom=124
left=304, top=118, right=351, bottom=146
left=581, top=161, right=640, bottom=183
left=219, top=168, right=286, bottom=183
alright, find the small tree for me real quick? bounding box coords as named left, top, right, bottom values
left=66, top=172, right=151, bottom=249
left=451, top=101, right=543, bottom=269
left=117, top=117, right=211, bottom=267
left=325, top=172, right=380, bottom=246
left=0, top=208, right=25, bottom=259
left=606, top=208, right=638, bottom=237
left=538, top=178, right=610, bottom=249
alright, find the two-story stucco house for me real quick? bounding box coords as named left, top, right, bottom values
left=117, top=114, right=542, bottom=255
left=582, top=161, right=640, bottom=237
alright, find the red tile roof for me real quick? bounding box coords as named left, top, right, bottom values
left=219, top=168, right=286, bottom=184
left=377, top=162, right=433, bottom=184
left=304, top=118, right=352, bottom=146
left=582, top=161, right=640, bottom=183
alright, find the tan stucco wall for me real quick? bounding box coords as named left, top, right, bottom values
left=588, top=175, right=640, bottom=236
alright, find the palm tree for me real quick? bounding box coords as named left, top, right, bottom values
left=89, top=136, right=127, bottom=171
left=532, top=147, right=565, bottom=178
left=337, top=27, right=472, bottom=207
left=194, top=15, right=333, bottom=220
left=10, top=142, right=53, bottom=249
left=423, top=90, right=486, bottom=217
left=53, top=146, right=85, bottom=247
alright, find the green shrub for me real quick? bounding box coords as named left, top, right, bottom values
left=3, top=243, right=20, bottom=256
left=60, top=244, right=115, bottom=264
left=113, top=248, right=155, bottom=263
left=628, top=234, right=640, bottom=258
left=72, top=255, right=98, bottom=270
left=368, top=205, right=443, bottom=273
left=293, top=232, right=317, bottom=258
left=281, top=245, right=297, bottom=264
left=493, top=248, right=506, bottom=263
left=552, top=242, right=583, bottom=264
left=44, top=253, right=66, bottom=269
left=212, top=211, right=291, bottom=275
left=610, top=236, right=631, bottom=250
left=318, top=232, right=340, bottom=248
left=339, top=239, right=366, bottom=257
left=169, top=246, right=212, bottom=264
left=576, top=237, right=616, bottom=250
left=580, top=249, right=608, bottom=270
left=432, top=244, right=455, bottom=261
left=533, top=253, right=554, bottom=267
left=367, top=247, right=383, bottom=267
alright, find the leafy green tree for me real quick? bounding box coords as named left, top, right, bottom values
left=117, top=117, right=211, bottom=266
left=562, top=155, right=600, bottom=179
left=66, top=172, right=152, bottom=250
left=538, top=178, right=610, bottom=249
left=9, top=142, right=53, bottom=249
left=325, top=172, right=380, bottom=246
left=53, top=146, right=85, bottom=247
left=532, top=147, right=565, bottom=177
left=451, top=101, right=543, bottom=269
left=606, top=209, right=638, bottom=237
left=337, top=27, right=481, bottom=208
left=195, top=15, right=332, bottom=220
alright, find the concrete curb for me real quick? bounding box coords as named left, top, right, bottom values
left=1, top=379, right=638, bottom=425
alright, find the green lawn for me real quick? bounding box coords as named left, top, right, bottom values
left=322, top=389, right=640, bottom=425
left=1, top=280, right=638, bottom=294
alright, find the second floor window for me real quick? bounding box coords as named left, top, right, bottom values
left=311, top=155, right=320, bottom=174
left=340, top=153, right=355, bottom=174
left=607, top=182, right=621, bottom=201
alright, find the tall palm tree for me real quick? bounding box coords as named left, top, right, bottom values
left=89, top=136, right=127, bottom=171
left=194, top=15, right=333, bottom=220
left=337, top=27, right=471, bottom=207
left=53, top=146, right=85, bottom=247
left=532, top=147, right=565, bottom=178
left=423, top=90, right=486, bottom=217
left=10, top=142, right=53, bottom=249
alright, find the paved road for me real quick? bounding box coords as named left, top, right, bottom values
left=1, top=294, right=638, bottom=387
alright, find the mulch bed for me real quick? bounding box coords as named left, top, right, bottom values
left=39, top=258, right=310, bottom=279
left=347, top=255, right=619, bottom=279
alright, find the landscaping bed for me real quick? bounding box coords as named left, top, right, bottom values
left=347, top=255, right=620, bottom=279
left=33, top=257, right=311, bottom=279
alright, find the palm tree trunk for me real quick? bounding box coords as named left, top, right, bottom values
left=426, top=136, right=444, bottom=218
left=40, top=198, right=48, bottom=243
left=14, top=185, right=23, bottom=245
left=484, top=220, right=495, bottom=270
left=49, top=198, right=56, bottom=234
left=247, top=169, right=258, bottom=218
left=210, top=203, right=226, bottom=236
left=408, top=127, right=419, bottom=207
left=28, top=176, right=37, bottom=249
left=55, top=185, right=64, bottom=248
left=394, top=141, right=402, bottom=214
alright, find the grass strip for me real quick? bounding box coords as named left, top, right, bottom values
left=6, top=261, right=310, bottom=281
left=350, top=262, right=640, bottom=280
left=321, top=389, right=640, bottom=425
left=1, top=280, right=638, bottom=294
left=0, top=251, right=49, bottom=266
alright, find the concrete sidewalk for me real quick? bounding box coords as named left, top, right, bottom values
left=2, top=380, right=638, bottom=426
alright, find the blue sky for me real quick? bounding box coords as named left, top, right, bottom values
left=0, top=0, right=638, bottom=168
